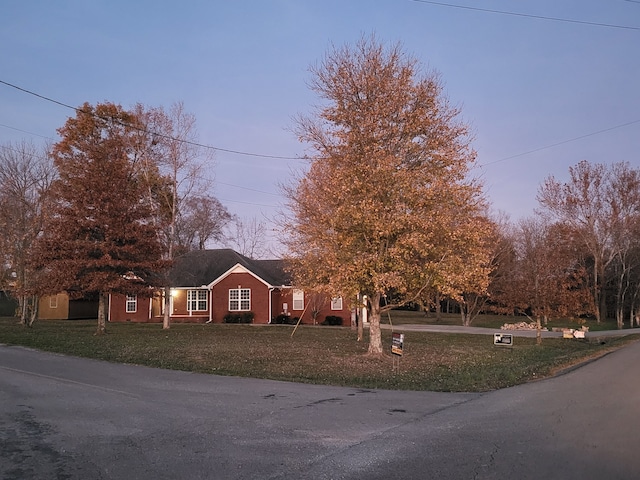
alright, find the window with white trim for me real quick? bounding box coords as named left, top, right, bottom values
left=187, top=289, right=208, bottom=311
left=126, top=295, right=137, bottom=313
left=331, top=297, right=343, bottom=310
left=49, top=296, right=58, bottom=308
left=229, top=288, right=251, bottom=311
left=293, top=289, right=304, bottom=310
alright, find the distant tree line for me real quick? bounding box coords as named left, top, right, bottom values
left=489, top=160, right=640, bottom=330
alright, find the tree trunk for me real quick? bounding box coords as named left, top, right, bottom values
left=28, top=295, right=38, bottom=327
left=599, top=289, right=607, bottom=324
left=163, top=286, right=171, bottom=329
left=616, top=307, right=624, bottom=330
left=435, top=291, right=442, bottom=322
left=19, top=295, right=28, bottom=326
left=536, top=317, right=542, bottom=345
left=593, top=256, right=601, bottom=323
left=367, top=293, right=383, bottom=355
left=96, top=292, right=108, bottom=335
left=357, top=295, right=364, bottom=342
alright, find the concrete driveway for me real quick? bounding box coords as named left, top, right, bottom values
left=1, top=339, right=639, bottom=479
left=383, top=322, right=640, bottom=338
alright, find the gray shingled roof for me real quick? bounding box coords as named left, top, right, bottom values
left=168, top=249, right=290, bottom=287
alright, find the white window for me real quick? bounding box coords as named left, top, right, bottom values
left=293, top=289, right=304, bottom=310
left=126, top=295, right=137, bottom=313
left=331, top=297, right=343, bottom=310
left=49, top=296, right=58, bottom=308
left=229, top=288, right=251, bottom=311
left=187, top=290, right=208, bottom=311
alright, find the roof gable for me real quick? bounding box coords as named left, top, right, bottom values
left=168, top=249, right=290, bottom=288
left=209, top=263, right=270, bottom=288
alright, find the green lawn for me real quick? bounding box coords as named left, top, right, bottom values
left=1, top=316, right=637, bottom=392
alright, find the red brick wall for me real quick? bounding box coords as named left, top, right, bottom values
left=274, top=289, right=353, bottom=326
left=109, top=294, right=152, bottom=322
left=108, top=283, right=354, bottom=326
left=166, top=288, right=210, bottom=322
left=211, top=273, right=272, bottom=324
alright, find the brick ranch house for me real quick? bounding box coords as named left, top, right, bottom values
left=107, top=249, right=354, bottom=325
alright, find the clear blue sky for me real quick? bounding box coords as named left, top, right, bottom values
left=2, top=1, right=639, bottom=252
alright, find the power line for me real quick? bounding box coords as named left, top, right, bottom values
left=477, top=119, right=640, bottom=168
left=0, top=124, right=284, bottom=197
left=410, top=0, right=640, bottom=31
left=217, top=197, right=279, bottom=208
left=4, top=111, right=639, bottom=176
left=3, top=81, right=638, bottom=174
left=0, top=123, right=53, bottom=140
left=0, top=79, right=305, bottom=161
left=217, top=181, right=280, bottom=197
left=0, top=140, right=284, bottom=200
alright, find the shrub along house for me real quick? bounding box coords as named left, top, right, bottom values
left=107, top=249, right=353, bottom=325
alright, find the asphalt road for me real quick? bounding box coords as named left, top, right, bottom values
left=1, top=340, right=639, bottom=480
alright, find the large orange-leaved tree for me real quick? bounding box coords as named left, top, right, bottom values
left=284, top=36, right=492, bottom=355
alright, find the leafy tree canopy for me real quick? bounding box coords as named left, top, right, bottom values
left=284, top=36, right=492, bottom=354
left=31, top=102, right=166, bottom=333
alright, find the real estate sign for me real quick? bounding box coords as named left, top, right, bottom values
left=493, top=333, right=513, bottom=346
left=392, top=332, right=404, bottom=356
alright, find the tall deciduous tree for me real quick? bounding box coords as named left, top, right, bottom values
left=0, top=141, right=56, bottom=325
left=136, top=102, right=229, bottom=329
left=515, top=218, right=591, bottom=342
left=228, top=216, right=269, bottom=259
left=608, top=163, right=640, bottom=328
left=175, top=195, right=231, bottom=252
left=284, top=36, right=491, bottom=354
left=537, top=161, right=640, bottom=324
left=484, top=214, right=520, bottom=316
left=31, top=102, right=164, bottom=334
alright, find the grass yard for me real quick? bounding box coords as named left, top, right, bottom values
left=2, top=316, right=638, bottom=392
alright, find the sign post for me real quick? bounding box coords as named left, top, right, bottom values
left=392, top=332, right=404, bottom=373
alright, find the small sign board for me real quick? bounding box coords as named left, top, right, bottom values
left=392, top=332, right=404, bottom=356
left=493, top=333, right=513, bottom=346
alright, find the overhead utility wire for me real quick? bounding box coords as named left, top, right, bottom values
left=217, top=197, right=279, bottom=208
left=0, top=139, right=281, bottom=199
left=3, top=108, right=640, bottom=173
left=410, top=0, right=640, bottom=31
left=477, top=119, right=640, bottom=168
left=3, top=81, right=639, bottom=172
left=0, top=123, right=52, bottom=139
left=5, top=112, right=639, bottom=176
left=0, top=79, right=304, bottom=161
